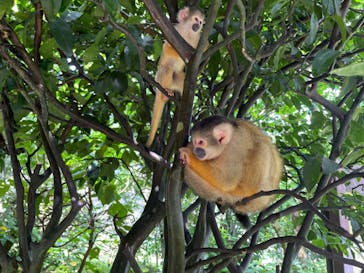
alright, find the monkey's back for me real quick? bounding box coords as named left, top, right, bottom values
left=231, top=119, right=282, bottom=213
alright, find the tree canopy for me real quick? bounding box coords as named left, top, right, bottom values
left=0, top=0, right=364, bottom=272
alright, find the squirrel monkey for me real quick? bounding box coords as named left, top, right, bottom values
left=179, top=116, right=282, bottom=226
left=146, top=6, right=205, bottom=147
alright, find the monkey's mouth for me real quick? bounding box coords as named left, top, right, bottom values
left=192, top=23, right=200, bottom=32
left=193, top=147, right=206, bottom=159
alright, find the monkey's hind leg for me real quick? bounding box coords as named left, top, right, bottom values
left=172, top=70, right=185, bottom=94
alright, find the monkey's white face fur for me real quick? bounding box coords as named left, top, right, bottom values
left=191, top=122, right=233, bottom=161
left=177, top=7, right=204, bottom=33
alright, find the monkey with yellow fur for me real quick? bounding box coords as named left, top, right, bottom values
left=146, top=6, right=205, bottom=147
left=179, top=116, right=282, bottom=225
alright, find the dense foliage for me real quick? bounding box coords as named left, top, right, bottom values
left=0, top=0, right=363, bottom=272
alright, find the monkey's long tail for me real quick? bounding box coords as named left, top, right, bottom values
left=146, top=91, right=166, bottom=147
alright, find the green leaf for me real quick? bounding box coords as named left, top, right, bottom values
left=103, top=0, right=120, bottom=17
left=89, top=247, right=100, bottom=260
left=348, top=120, right=364, bottom=144
left=341, top=149, right=364, bottom=167
left=312, top=238, right=325, bottom=248
left=0, top=67, right=11, bottom=90
left=340, top=77, right=357, bottom=97
left=291, top=76, right=305, bottom=92
left=40, top=0, right=62, bottom=19
left=331, top=15, right=347, bottom=43
left=322, top=0, right=335, bottom=15
left=306, top=12, right=318, bottom=45
left=48, top=102, right=69, bottom=121
left=109, top=202, right=127, bottom=217
left=87, top=162, right=100, bottom=185
left=303, top=156, right=321, bottom=191
left=95, top=70, right=128, bottom=95
left=100, top=158, right=119, bottom=179
left=94, top=27, right=109, bottom=45
left=121, top=0, right=134, bottom=12
left=39, top=38, right=58, bottom=59
left=0, top=182, right=10, bottom=197
left=109, top=71, right=128, bottom=92
left=123, top=39, right=139, bottom=70
left=271, top=1, right=287, bottom=17
left=207, top=52, right=221, bottom=79
left=83, top=44, right=100, bottom=63
left=312, top=49, right=339, bottom=76
left=310, top=111, right=325, bottom=129
left=331, top=62, right=364, bottom=77
left=246, top=31, right=262, bottom=53
left=307, top=230, right=317, bottom=241
left=60, top=0, right=72, bottom=12
left=273, top=45, right=288, bottom=71
left=0, top=0, right=13, bottom=18
left=48, top=18, right=75, bottom=57
left=321, top=157, right=339, bottom=175
left=99, top=183, right=116, bottom=204
left=73, top=92, right=88, bottom=105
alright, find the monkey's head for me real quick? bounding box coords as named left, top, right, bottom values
left=190, top=116, right=237, bottom=161
left=177, top=6, right=205, bottom=33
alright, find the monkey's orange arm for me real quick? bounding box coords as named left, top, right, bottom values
left=184, top=149, right=226, bottom=191
left=162, top=42, right=180, bottom=59
left=185, top=148, right=258, bottom=198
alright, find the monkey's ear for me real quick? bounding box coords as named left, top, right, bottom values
left=212, top=123, right=233, bottom=145
left=177, top=6, right=190, bottom=22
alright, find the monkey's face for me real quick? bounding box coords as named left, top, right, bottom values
left=190, top=120, right=233, bottom=161
left=177, top=7, right=204, bottom=34
left=191, top=133, right=225, bottom=161
left=191, top=13, right=204, bottom=32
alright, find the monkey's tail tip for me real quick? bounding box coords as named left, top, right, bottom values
left=235, top=213, right=251, bottom=228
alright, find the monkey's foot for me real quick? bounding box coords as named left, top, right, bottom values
left=216, top=198, right=229, bottom=213
left=166, top=88, right=174, bottom=96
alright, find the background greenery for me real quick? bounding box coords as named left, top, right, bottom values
left=0, top=0, right=363, bottom=272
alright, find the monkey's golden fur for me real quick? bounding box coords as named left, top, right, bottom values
left=146, top=7, right=205, bottom=147
left=179, top=116, right=282, bottom=214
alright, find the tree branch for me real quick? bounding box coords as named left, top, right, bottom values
left=304, top=83, right=345, bottom=121
left=0, top=93, right=30, bottom=269
left=32, top=0, right=43, bottom=65
left=165, top=168, right=185, bottom=273
left=187, top=236, right=364, bottom=270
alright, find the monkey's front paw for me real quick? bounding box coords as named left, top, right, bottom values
left=179, top=147, right=190, bottom=165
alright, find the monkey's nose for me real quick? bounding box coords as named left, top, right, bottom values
left=192, top=23, right=200, bottom=32
left=193, top=147, right=206, bottom=159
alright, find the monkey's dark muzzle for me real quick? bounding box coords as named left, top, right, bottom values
left=192, top=23, right=200, bottom=32
left=193, top=147, right=206, bottom=159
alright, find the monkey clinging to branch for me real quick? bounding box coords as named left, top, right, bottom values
left=146, top=6, right=205, bottom=147
left=179, top=116, right=282, bottom=226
